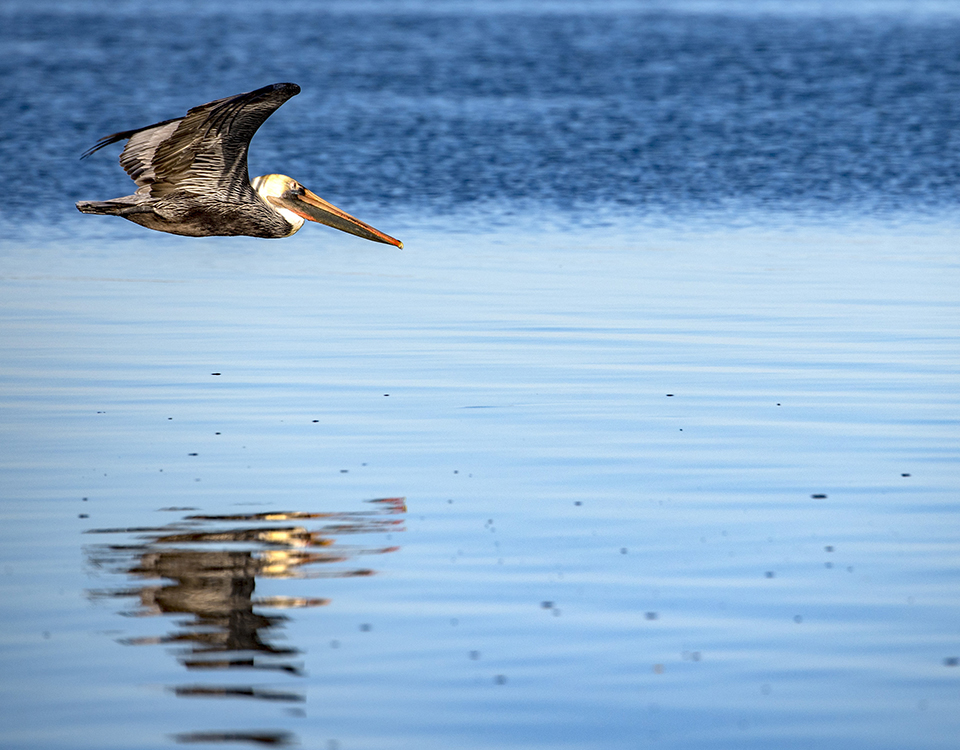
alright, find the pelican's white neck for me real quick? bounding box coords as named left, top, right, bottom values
left=251, top=174, right=305, bottom=236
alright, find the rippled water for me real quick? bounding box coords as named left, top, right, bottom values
left=1, top=2, right=959, bottom=749
left=4, top=0, right=960, bottom=222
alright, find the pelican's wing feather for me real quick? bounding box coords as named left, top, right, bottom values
left=82, top=83, right=301, bottom=199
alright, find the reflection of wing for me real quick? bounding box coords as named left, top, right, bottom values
left=81, top=83, right=301, bottom=200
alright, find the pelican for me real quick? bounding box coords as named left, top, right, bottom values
left=76, top=83, right=402, bottom=246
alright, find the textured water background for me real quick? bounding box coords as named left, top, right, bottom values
left=1, top=1, right=959, bottom=749
left=5, top=0, right=960, bottom=224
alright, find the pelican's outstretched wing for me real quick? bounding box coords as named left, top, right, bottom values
left=82, top=83, right=301, bottom=200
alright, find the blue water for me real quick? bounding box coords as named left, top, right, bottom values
left=1, top=2, right=959, bottom=749
left=4, top=0, right=960, bottom=224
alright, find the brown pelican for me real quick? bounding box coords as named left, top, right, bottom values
left=76, top=83, right=402, bottom=246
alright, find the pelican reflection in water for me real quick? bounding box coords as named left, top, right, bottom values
left=85, top=498, right=406, bottom=747
left=77, top=83, right=402, bottom=246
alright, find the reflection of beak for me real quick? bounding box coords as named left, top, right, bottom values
left=277, top=189, right=403, bottom=248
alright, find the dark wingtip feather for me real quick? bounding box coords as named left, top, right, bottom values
left=80, top=131, right=129, bottom=159
left=80, top=115, right=183, bottom=160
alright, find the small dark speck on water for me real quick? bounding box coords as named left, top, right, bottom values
left=211, top=372, right=220, bottom=376
left=645, top=612, right=658, bottom=620
left=825, top=546, right=834, bottom=552
left=494, top=675, right=507, bottom=685
left=902, top=473, right=911, bottom=477
left=620, top=547, right=628, bottom=554
left=78, top=514, right=88, bottom=519
left=574, top=501, right=582, bottom=506
left=383, top=394, right=389, bottom=397
left=765, top=571, right=775, bottom=578
left=359, top=624, right=371, bottom=632
left=469, top=650, right=480, bottom=660
left=666, top=394, right=674, bottom=397
left=188, top=453, right=198, bottom=456
left=811, top=494, right=828, bottom=499
left=944, top=657, right=959, bottom=667
left=541, top=601, right=554, bottom=609
left=82, top=497, right=87, bottom=502
left=794, top=615, right=804, bottom=623
left=340, top=469, right=349, bottom=474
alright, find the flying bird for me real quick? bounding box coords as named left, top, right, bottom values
left=76, top=83, right=402, bottom=247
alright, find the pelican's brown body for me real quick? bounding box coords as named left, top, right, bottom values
left=79, top=192, right=293, bottom=238
left=77, top=83, right=402, bottom=246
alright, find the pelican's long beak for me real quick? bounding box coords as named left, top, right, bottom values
left=279, top=188, right=402, bottom=248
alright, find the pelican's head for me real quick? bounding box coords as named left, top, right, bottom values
left=251, top=174, right=402, bottom=247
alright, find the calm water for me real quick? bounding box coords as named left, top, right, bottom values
left=1, top=2, right=959, bottom=749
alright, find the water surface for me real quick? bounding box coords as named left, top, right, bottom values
left=1, top=2, right=959, bottom=749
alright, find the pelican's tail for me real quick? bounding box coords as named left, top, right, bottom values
left=76, top=200, right=134, bottom=215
